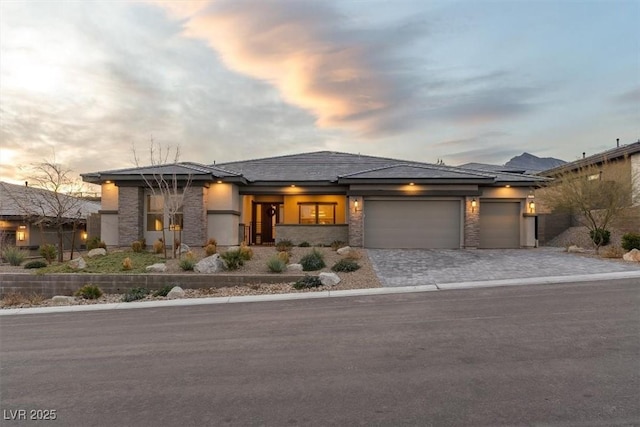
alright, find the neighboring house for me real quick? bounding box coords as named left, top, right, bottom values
left=81, top=151, right=549, bottom=249
left=537, top=140, right=640, bottom=239
left=0, top=181, right=100, bottom=250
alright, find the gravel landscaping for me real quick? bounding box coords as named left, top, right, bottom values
left=0, top=246, right=382, bottom=309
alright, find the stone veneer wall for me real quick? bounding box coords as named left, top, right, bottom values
left=275, top=224, right=348, bottom=246
left=118, top=186, right=144, bottom=246
left=348, top=196, right=363, bottom=247
left=182, top=186, right=206, bottom=246
left=464, top=196, right=479, bottom=248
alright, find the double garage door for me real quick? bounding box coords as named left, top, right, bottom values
left=363, top=199, right=522, bottom=249
left=364, top=199, right=461, bottom=249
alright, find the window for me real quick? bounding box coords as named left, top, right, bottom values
left=146, top=195, right=183, bottom=231
left=298, top=202, right=336, bottom=224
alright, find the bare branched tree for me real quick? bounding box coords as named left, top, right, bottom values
left=541, top=157, right=637, bottom=252
left=133, top=138, right=193, bottom=259
left=8, top=159, right=88, bottom=261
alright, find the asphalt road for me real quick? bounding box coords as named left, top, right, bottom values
left=1, top=279, right=639, bottom=426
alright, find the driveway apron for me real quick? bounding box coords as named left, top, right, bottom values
left=367, top=248, right=640, bottom=287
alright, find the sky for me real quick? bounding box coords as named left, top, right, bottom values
left=1, top=0, right=638, bottom=187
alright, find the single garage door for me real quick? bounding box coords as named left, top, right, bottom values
left=364, top=200, right=461, bottom=248
left=479, top=202, right=521, bottom=248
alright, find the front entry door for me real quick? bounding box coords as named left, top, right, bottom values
left=252, top=202, right=281, bottom=244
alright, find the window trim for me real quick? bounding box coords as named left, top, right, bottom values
left=297, top=202, right=337, bottom=225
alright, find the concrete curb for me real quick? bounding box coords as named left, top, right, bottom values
left=1, top=271, right=639, bottom=316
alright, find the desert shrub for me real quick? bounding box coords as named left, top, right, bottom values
left=221, top=249, right=244, bottom=270
left=206, top=238, right=218, bottom=246
left=153, top=239, right=164, bottom=254
left=122, top=257, right=133, bottom=271
left=275, top=239, right=293, bottom=252
left=298, top=241, right=310, bottom=247
left=600, top=246, right=625, bottom=259
left=131, top=240, right=144, bottom=253
left=179, top=257, right=196, bottom=271
left=122, top=287, right=150, bottom=302
left=331, top=259, right=361, bottom=272
left=1, top=292, right=28, bottom=307
left=300, top=248, right=326, bottom=271
left=24, top=260, right=48, bottom=269
left=205, top=243, right=217, bottom=256
left=589, top=228, right=611, bottom=246
left=266, top=256, right=287, bottom=273
left=330, top=240, right=346, bottom=251
left=239, top=243, right=253, bottom=260
left=87, top=236, right=106, bottom=250
left=277, top=251, right=290, bottom=264
left=39, top=244, right=57, bottom=264
left=74, top=284, right=103, bottom=300
left=344, top=250, right=362, bottom=260
left=2, top=246, right=26, bottom=266
left=622, top=232, right=640, bottom=251
left=293, top=275, right=323, bottom=290
left=153, top=285, right=173, bottom=297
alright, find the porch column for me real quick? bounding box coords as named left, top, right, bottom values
left=182, top=186, right=206, bottom=246
left=464, top=196, right=480, bottom=249
left=348, top=196, right=364, bottom=247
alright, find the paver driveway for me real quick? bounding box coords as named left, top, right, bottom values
left=367, top=247, right=640, bottom=287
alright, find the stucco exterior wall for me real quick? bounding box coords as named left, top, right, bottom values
left=101, top=213, right=119, bottom=247
left=205, top=183, right=241, bottom=246
left=632, top=153, right=640, bottom=206
left=101, top=182, right=118, bottom=210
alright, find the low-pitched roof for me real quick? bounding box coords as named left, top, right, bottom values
left=540, top=140, right=640, bottom=176
left=0, top=181, right=100, bottom=219
left=81, top=162, right=242, bottom=184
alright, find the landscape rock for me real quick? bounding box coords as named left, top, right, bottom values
left=178, top=243, right=190, bottom=254
left=319, top=272, right=341, bottom=287
left=51, top=296, right=75, bottom=305
left=146, top=263, right=167, bottom=272
left=622, top=248, right=640, bottom=262
left=167, top=286, right=185, bottom=299
left=87, top=248, right=107, bottom=257
left=194, top=254, right=226, bottom=273
left=287, top=263, right=303, bottom=271
left=567, top=245, right=585, bottom=253
left=68, top=257, right=86, bottom=270
left=336, top=246, right=352, bottom=255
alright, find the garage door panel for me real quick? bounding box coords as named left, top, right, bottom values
left=479, top=202, right=520, bottom=248
left=364, top=200, right=461, bottom=249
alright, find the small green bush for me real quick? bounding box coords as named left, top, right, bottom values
left=39, top=244, right=57, bottom=264
left=330, top=240, right=346, bottom=251
left=590, top=228, right=611, bottom=246
left=153, top=285, right=173, bottom=297
left=75, top=284, right=103, bottom=300
left=24, top=260, right=47, bottom=269
left=293, top=275, right=323, bottom=289
left=298, top=241, right=310, bottom=247
left=179, top=257, right=196, bottom=271
left=122, top=287, right=150, bottom=302
left=622, top=232, right=640, bottom=251
left=221, top=249, right=244, bottom=270
left=266, top=256, right=287, bottom=273
left=300, top=248, right=326, bottom=271
left=275, top=239, right=293, bottom=252
left=87, top=236, right=106, bottom=250
left=2, top=246, right=26, bottom=266
left=131, top=240, right=145, bottom=253
left=331, top=259, right=361, bottom=272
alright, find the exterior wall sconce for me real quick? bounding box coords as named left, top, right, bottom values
left=528, top=201, right=535, bottom=213
left=353, top=199, right=361, bottom=212
left=471, top=198, right=477, bottom=213
left=82, top=231, right=88, bottom=240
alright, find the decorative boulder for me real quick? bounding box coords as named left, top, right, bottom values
left=167, top=286, right=185, bottom=299
left=51, top=295, right=75, bottom=305
left=146, top=263, right=167, bottom=272
left=87, top=248, right=107, bottom=257
left=68, top=257, right=86, bottom=270
left=319, top=272, right=341, bottom=287
left=567, top=245, right=585, bottom=253
left=336, top=246, right=352, bottom=255
left=287, top=263, right=303, bottom=272
left=178, top=243, right=190, bottom=254
left=623, top=248, right=640, bottom=262
left=194, top=254, right=226, bottom=273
